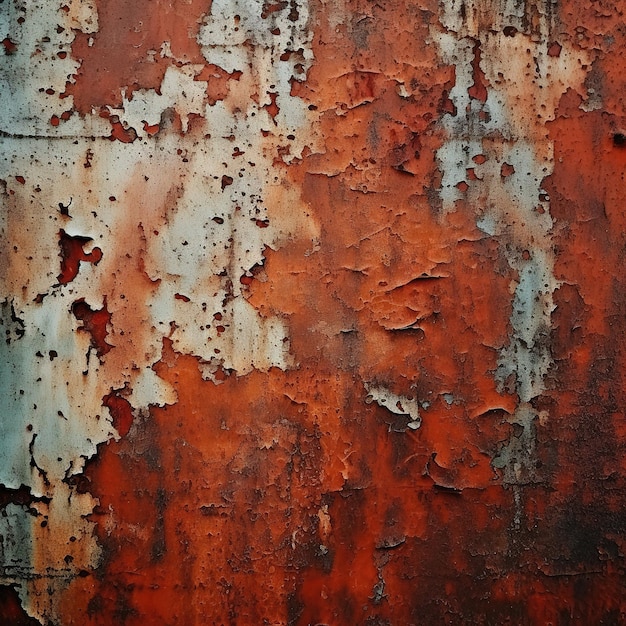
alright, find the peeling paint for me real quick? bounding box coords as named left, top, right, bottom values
left=365, top=384, right=421, bottom=431
left=2, top=0, right=626, bottom=623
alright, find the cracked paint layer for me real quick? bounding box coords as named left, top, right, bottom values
left=2, top=0, right=626, bottom=623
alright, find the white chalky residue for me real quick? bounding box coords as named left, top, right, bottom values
left=365, top=384, right=421, bottom=430
left=497, top=250, right=555, bottom=403
left=434, top=29, right=558, bottom=403
left=433, top=0, right=592, bottom=487
left=440, top=0, right=557, bottom=40
left=0, top=0, right=109, bottom=137
left=117, top=65, right=209, bottom=134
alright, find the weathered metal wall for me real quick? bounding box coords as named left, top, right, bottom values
left=1, top=0, right=625, bottom=623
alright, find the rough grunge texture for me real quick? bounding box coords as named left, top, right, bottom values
left=1, top=0, right=626, bottom=624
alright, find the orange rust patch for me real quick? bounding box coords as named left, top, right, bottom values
left=66, top=0, right=210, bottom=113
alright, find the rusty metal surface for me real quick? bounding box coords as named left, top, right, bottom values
left=1, top=0, right=625, bottom=623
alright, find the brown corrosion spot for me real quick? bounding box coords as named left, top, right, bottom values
left=613, top=132, right=626, bottom=147
left=264, top=92, right=280, bottom=121
left=195, top=64, right=243, bottom=105
left=58, top=230, right=103, bottom=284
left=108, top=123, right=137, bottom=143
left=72, top=299, right=113, bottom=357
left=1, top=37, right=17, bottom=54
left=142, top=121, right=160, bottom=136
left=500, top=162, right=515, bottom=177
left=547, top=42, right=562, bottom=57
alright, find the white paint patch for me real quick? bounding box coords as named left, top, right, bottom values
left=117, top=65, right=209, bottom=134
left=365, top=384, right=421, bottom=430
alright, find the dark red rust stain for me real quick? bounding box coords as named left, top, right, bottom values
left=72, top=298, right=113, bottom=357
left=533, top=90, right=626, bottom=609
left=58, top=230, right=103, bottom=284
left=108, top=122, right=137, bottom=143
left=439, top=87, right=457, bottom=116
left=500, top=162, right=515, bottom=177
left=0, top=586, right=41, bottom=626
left=103, top=390, right=134, bottom=437
left=142, top=121, right=160, bottom=136
left=262, top=1, right=289, bottom=18
left=468, top=41, right=489, bottom=103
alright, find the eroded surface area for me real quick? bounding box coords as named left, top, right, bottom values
left=1, top=0, right=625, bottom=623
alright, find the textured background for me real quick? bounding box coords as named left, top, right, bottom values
left=1, top=0, right=626, bottom=623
